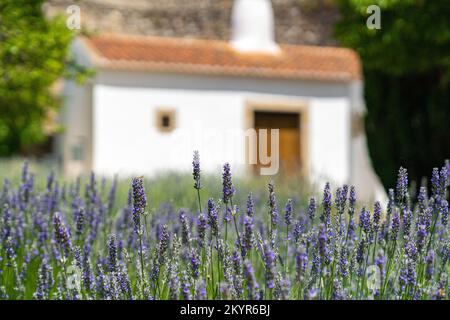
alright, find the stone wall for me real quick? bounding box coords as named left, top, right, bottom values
left=44, top=0, right=339, bottom=46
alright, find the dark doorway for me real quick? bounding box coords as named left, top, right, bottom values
left=254, top=111, right=301, bottom=174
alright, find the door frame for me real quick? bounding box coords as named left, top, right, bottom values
left=244, top=99, right=310, bottom=178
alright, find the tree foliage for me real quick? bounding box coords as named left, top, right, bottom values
left=336, top=0, right=450, bottom=189
left=0, top=0, right=89, bottom=156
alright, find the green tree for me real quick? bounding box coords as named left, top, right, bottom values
left=336, top=0, right=450, bottom=189
left=0, top=0, right=90, bottom=156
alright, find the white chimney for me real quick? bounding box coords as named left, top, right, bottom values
left=231, top=0, right=280, bottom=54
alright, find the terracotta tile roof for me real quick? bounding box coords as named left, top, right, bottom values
left=82, top=34, right=361, bottom=81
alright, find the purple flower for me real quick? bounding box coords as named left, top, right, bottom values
left=1, top=204, right=12, bottom=243
left=321, top=183, right=332, bottom=224
left=117, top=266, right=133, bottom=300
left=308, top=197, right=316, bottom=221
left=181, top=271, right=191, bottom=300
left=375, top=251, right=386, bottom=281
left=318, top=224, right=330, bottom=265
left=268, top=181, right=279, bottom=227
left=339, top=247, right=349, bottom=278
left=275, top=278, right=291, bottom=300
left=417, top=187, right=428, bottom=213
left=34, top=258, right=52, bottom=300
left=431, top=168, right=441, bottom=199
left=197, top=213, right=207, bottom=247
left=168, top=273, right=180, bottom=300
left=296, top=244, right=308, bottom=281
left=335, top=187, right=346, bottom=216
left=441, top=241, right=450, bottom=266
left=131, top=177, right=147, bottom=235
left=440, top=198, right=449, bottom=227
left=192, top=151, right=201, bottom=190
left=158, top=224, right=170, bottom=264
left=53, top=212, right=71, bottom=257
left=195, top=280, right=207, bottom=300
left=417, top=224, right=427, bottom=253
left=222, top=163, right=235, bottom=204
left=405, top=237, right=418, bottom=262
left=358, top=207, right=371, bottom=235
left=396, top=167, right=408, bottom=207
left=263, top=243, right=276, bottom=289
left=284, top=199, right=293, bottom=226
left=246, top=192, right=255, bottom=217
left=293, top=219, right=306, bottom=243
left=306, top=288, right=319, bottom=300
left=243, top=215, right=254, bottom=256
left=189, top=249, right=200, bottom=279
left=356, top=239, right=366, bottom=265
left=342, top=184, right=349, bottom=202
left=108, top=234, right=117, bottom=273
left=402, top=207, right=413, bottom=236
left=232, top=250, right=242, bottom=275
left=75, top=207, right=85, bottom=238
left=207, top=198, right=219, bottom=236
left=406, top=261, right=417, bottom=287
left=179, top=209, right=191, bottom=246
left=425, top=250, right=435, bottom=280
left=224, top=206, right=232, bottom=223
left=243, top=260, right=260, bottom=299
left=348, top=186, right=356, bottom=218
left=373, top=201, right=381, bottom=232
left=390, top=209, right=400, bottom=241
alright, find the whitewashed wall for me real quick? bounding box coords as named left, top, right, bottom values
left=60, top=38, right=386, bottom=202
left=309, top=97, right=350, bottom=186
left=92, top=85, right=245, bottom=175
left=59, top=80, right=92, bottom=176
left=89, top=71, right=352, bottom=187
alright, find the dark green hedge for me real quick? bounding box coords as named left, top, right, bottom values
left=336, top=0, right=450, bottom=189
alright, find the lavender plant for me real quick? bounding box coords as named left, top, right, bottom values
left=0, top=155, right=448, bottom=300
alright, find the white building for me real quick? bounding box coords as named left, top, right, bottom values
left=59, top=0, right=385, bottom=201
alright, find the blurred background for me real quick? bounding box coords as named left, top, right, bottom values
left=0, top=0, right=449, bottom=194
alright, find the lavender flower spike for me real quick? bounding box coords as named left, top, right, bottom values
left=263, top=243, right=276, bottom=289
left=396, top=167, right=408, bottom=207
left=246, top=192, right=255, bottom=217
left=192, top=150, right=201, bottom=190
left=108, top=234, right=117, bottom=273
left=207, top=198, right=219, bottom=236
left=131, top=177, right=147, bottom=234
left=243, top=260, right=260, bottom=300
left=268, top=181, right=279, bottom=227
left=53, top=212, right=71, bottom=257
left=222, top=163, right=235, bottom=204
left=243, top=215, right=254, bottom=255
left=197, top=213, right=207, bottom=247
left=308, top=197, right=316, bottom=221
left=284, top=199, right=293, bottom=226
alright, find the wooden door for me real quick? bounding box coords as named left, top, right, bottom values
left=254, top=111, right=300, bottom=174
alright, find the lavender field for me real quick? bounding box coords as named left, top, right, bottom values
left=0, top=153, right=449, bottom=300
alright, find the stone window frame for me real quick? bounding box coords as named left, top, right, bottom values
left=155, top=108, right=176, bottom=133
left=244, top=99, right=310, bottom=178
